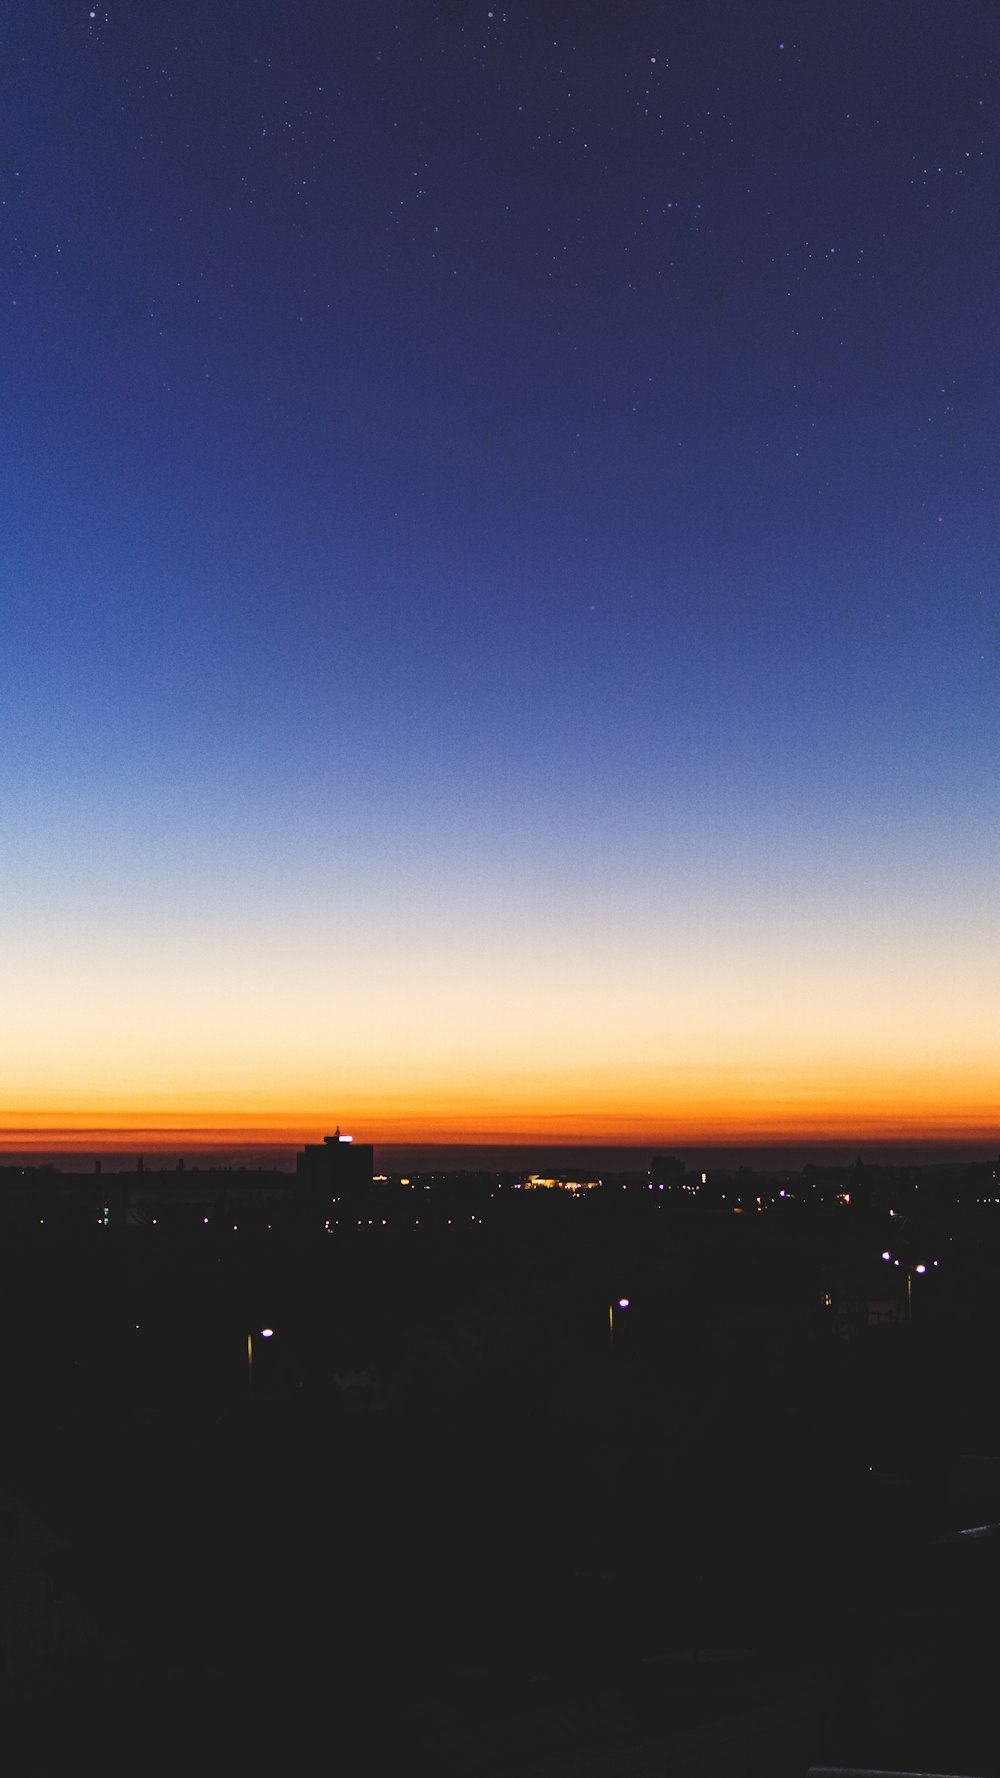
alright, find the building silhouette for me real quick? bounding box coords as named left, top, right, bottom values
left=295, top=1128, right=374, bottom=1195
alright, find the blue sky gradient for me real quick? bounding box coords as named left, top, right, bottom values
left=2, top=0, right=998, bottom=1153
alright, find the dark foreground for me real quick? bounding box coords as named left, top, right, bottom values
left=1, top=1183, right=999, bottom=1776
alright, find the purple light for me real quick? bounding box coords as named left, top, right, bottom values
left=618, top=1298, right=630, bottom=1309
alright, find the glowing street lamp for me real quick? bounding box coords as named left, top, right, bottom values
left=247, top=1327, right=274, bottom=1392
left=900, top=1263, right=932, bottom=1318
left=609, top=1297, right=630, bottom=1351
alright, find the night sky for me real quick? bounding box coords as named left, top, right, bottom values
left=3, top=1, right=998, bottom=1154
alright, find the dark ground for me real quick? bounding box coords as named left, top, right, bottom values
left=1, top=1190, right=999, bottom=1775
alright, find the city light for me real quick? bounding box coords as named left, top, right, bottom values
left=523, top=1173, right=601, bottom=1192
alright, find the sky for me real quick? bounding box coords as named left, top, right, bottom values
left=2, top=0, right=998, bottom=1160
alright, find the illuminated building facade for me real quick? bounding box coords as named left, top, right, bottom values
left=521, top=1171, right=601, bottom=1193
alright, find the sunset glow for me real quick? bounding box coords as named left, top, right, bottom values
left=2, top=865, right=997, bottom=1153
left=4, top=3, right=997, bottom=1165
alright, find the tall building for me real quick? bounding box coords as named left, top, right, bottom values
left=295, top=1128, right=374, bottom=1195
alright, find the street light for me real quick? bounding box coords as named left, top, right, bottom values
left=609, top=1297, right=630, bottom=1351
left=247, top=1327, right=274, bottom=1393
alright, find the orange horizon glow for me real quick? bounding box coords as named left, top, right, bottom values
left=5, top=861, right=996, bottom=1164
left=1, top=1081, right=996, bottom=1153
left=1, top=1038, right=989, bottom=1159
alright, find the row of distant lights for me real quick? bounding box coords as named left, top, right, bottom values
left=320, top=1214, right=484, bottom=1230
left=139, top=1220, right=276, bottom=1229
left=882, top=1252, right=938, bottom=1271
left=84, top=1212, right=484, bottom=1232
left=333, top=1216, right=485, bottom=1229
left=132, top=1324, right=274, bottom=1338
